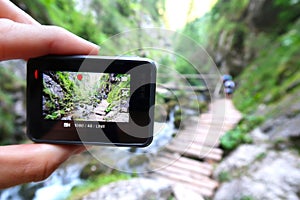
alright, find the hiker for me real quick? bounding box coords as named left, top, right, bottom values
left=222, top=74, right=235, bottom=99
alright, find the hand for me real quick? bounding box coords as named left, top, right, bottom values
left=0, top=0, right=99, bottom=61
left=0, top=0, right=99, bottom=188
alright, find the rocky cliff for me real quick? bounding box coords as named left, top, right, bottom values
left=205, top=0, right=300, bottom=199
left=0, top=60, right=26, bottom=144
left=207, top=0, right=300, bottom=76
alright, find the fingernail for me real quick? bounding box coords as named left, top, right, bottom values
left=90, top=44, right=100, bottom=55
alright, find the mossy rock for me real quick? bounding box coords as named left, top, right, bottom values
left=154, top=104, right=168, bottom=122
left=19, top=182, right=43, bottom=200
left=166, top=100, right=177, bottom=111
left=174, top=116, right=182, bottom=129
left=128, top=155, right=149, bottom=167
left=80, top=159, right=109, bottom=180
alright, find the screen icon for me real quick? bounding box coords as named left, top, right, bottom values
left=63, top=122, right=71, bottom=128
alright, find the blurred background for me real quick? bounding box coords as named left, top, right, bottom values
left=0, top=0, right=300, bottom=199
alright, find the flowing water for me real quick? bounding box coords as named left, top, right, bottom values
left=0, top=110, right=178, bottom=200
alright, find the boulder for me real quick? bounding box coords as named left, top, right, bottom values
left=214, top=144, right=269, bottom=178
left=128, top=154, right=149, bottom=168
left=262, top=114, right=300, bottom=141
left=80, top=159, right=110, bottom=180
left=214, top=143, right=300, bottom=200
left=81, top=178, right=172, bottom=200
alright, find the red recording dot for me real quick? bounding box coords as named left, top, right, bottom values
left=77, top=74, right=83, bottom=81
left=34, top=70, right=38, bottom=79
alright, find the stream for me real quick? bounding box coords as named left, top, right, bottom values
left=0, top=109, right=178, bottom=200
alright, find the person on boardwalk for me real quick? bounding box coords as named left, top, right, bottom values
left=222, top=75, right=235, bottom=99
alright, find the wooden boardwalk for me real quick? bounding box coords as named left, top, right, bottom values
left=147, top=99, right=242, bottom=199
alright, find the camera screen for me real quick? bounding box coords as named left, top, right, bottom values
left=42, top=71, right=130, bottom=122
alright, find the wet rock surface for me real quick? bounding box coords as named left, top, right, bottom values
left=214, top=149, right=300, bottom=200
left=261, top=114, right=300, bottom=141
left=214, top=113, right=300, bottom=200
left=80, top=159, right=111, bottom=180
left=81, top=178, right=172, bottom=200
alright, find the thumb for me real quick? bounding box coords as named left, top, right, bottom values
left=0, top=144, right=86, bottom=188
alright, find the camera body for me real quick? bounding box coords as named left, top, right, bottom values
left=27, top=55, right=156, bottom=147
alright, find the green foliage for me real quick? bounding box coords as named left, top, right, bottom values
left=43, top=72, right=78, bottom=118
left=220, top=115, right=264, bottom=150
left=105, top=104, right=112, bottom=113
left=233, top=20, right=300, bottom=114
left=204, top=0, right=249, bottom=47
left=13, top=0, right=165, bottom=46
left=210, top=0, right=249, bottom=23
left=43, top=87, right=57, bottom=102
left=67, top=172, right=130, bottom=200
left=45, top=110, right=65, bottom=120
left=0, top=97, right=14, bottom=144
left=220, top=128, right=252, bottom=150
left=0, top=67, right=25, bottom=144
left=240, top=196, right=256, bottom=200
left=218, top=171, right=232, bottom=183
left=274, top=0, right=300, bottom=31
left=255, top=152, right=267, bottom=161
left=56, top=72, right=75, bottom=93
left=106, top=76, right=130, bottom=105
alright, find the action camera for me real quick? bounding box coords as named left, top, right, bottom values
left=27, top=55, right=156, bottom=147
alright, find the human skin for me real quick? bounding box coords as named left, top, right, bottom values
left=0, top=0, right=99, bottom=188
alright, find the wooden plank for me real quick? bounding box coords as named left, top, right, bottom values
left=176, top=133, right=220, bottom=147
left=174, top=132, right=223, bottom=146
left=160, top=152, right=212, bottom=170
left=199, top=116, right=241, bottom=125
left=150, top=161, right=218, bottom=188
left=166, top=141, right=223, bottom=160
left=169, top=139, right=223, bottom=155
left=150, top=156, right=212, bottom=176
left=183, top=127, right=225, bottom=136
left=145, top=99, right=242, bottom=198
left=165, top=144, right=222, bottom=161
left=177, top=130, right=222, bottom=137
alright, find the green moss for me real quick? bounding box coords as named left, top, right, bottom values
left=240, top=196, right=256, bottom=200
left=221, top=115, right=264, bottom=151
left=218, top=171, right=232, bottom=183
left=67, top=173, right=131, bottom=200
left=45, top=110, right=65, bottom=120
left=255, top=152, right=267, bottom=161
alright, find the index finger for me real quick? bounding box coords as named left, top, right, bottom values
left=0, top=19, right=99, bottom=61
left=0, top=0, right=39, bottom=25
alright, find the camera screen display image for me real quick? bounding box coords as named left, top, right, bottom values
left=42, top=71, right=130, bottom=123
left=27, top=55, right=156, bottom=147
